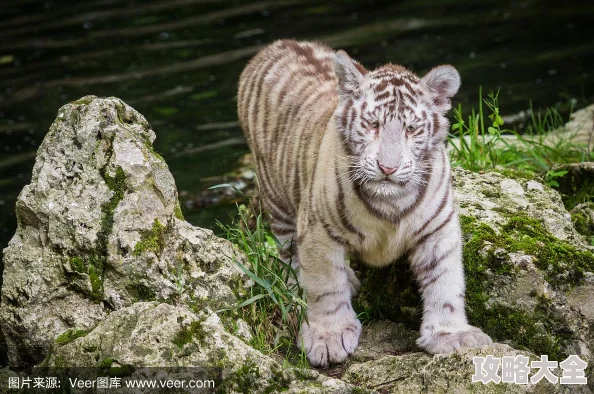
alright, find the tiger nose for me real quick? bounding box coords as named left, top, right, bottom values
left=377, top=161, right=397, bottom=175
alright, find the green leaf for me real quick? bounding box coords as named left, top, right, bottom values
left=236, top=294, right=266, bottom=308
left=235, top=259, right=271, bottom=289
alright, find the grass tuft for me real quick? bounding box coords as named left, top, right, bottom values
left=448, top=88, right=592, bottom=175
left=218, top=203, right=308, bottom=368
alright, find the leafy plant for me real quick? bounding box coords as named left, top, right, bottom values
left=544, top=169, right=568, bottom=188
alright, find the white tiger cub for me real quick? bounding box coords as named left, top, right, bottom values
left=237, top=40, right=492, bottom=367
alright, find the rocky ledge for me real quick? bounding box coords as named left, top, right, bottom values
left=1, top=97, right=594, bottom=393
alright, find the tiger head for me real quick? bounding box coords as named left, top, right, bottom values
left=334, top=50, right=460, bottom=198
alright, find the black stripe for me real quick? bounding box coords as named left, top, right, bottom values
left=415, top=241, right=458, bottom=275
left=322, top=220, right=350, bottom=246
left=416, top=210, right=455, bottom=246
left=325, top=301, right=349, bottom=315
left=335, top=163, right=365, bottom=242
left=315, top=289, right=347, bottom=302
left=321, top=182, right=352, bottom=246
left=415, top=189, right=450, bottom=236
left=353, top=181, right=390, bottom=221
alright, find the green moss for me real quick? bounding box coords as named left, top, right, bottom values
left=55, top=329, right=88, bottom=346
left=63, top=147, right=127, bottom=304
left=461, top=214, right=594, bottom=359
left=172, top=320, right=206, bottom=349
left=126, top=282, right=157, bottom=301
left=573, top=210, right=590, bottom=234
left=80, top=162, right=126, bottom=304
left=64, top=165, right=126, bottom=304
left=66, top=254, right=104, bottom=302
left=99, top=357, right=113, bottom=369
left=133, top=218, right=167, bottom=256
left=174, top=201, right=184, bottom=220
left=230, top=362, right=261, bottom=393
left=113, top=100, right=129, bottom=125
left=99, top=165, right=126, bottom=259
left=53, top=356, right=67, bottom=368
left=146, top=143, right=165, bottom=162
left=71, top=97, right=94, bottom=106
left=492, top=168, right=535, bottom=182
left=463, top=214, right=594, bottom=289
left=70, top=257, right=87, bottom=273
left=508, top=216, right=594, bottom=286
left=88, top=265, right=103, bottom=302
left=101, top=166, right=126, bottom=233
left=570, top=202, right=594, bottom=244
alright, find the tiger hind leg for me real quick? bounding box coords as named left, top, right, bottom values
left=270, top=220, right=300, bottom=285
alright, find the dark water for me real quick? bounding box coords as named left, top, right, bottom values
left=0, top=0, right=593, bottom=366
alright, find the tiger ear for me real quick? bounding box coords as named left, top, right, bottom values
left=421, top=65, right=461, bottom=113
left=334, top=50, right=366, bottom=97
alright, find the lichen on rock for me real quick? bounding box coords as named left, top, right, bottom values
left=42, top=302, right=359, bottom=393
left=452, top=169, right=594, bottom=365
left=0, top=96, right=245, bottom=369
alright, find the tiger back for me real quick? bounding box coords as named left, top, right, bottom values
left=238, top=40, right=339, bottom=239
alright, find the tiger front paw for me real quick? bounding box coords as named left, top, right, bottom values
left=298, top=313, right=361, bottom=368
left=417, top=325, right=492, bottom=355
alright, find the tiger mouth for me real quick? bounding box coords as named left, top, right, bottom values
left=376, top=177, right=408, bottom=187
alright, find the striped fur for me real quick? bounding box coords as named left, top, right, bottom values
left=238, top=40, right=491, bottom=367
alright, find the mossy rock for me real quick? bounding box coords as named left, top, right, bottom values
left=0, top=96, right=246, bottom=369
left=553, top=162, right=594, bottom=211
left=133, top=218, right=167, bottom=256
left=571, top=202, right=594, bottom=244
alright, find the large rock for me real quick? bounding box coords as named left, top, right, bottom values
left=0, top=97, right=245, bottom=368
left=343, top=344, right=588, bottom=393
left=43, top=302, right=357, bottom=393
